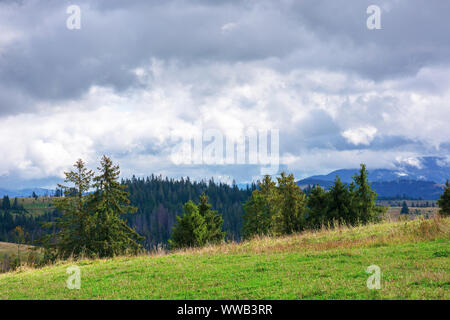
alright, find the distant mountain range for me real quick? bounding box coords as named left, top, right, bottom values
left=1, top=157, right=448, bottom=200
left=0, top=188, right=54, bottom=198
left=297, top=156, right=449, bottom=200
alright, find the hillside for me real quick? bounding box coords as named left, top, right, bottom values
left=298, top=179, right=444, bottom=200
left=0, top=217, right=448, bottom=300
left=301, top=157, right=450, bottom=184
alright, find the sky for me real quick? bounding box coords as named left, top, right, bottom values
left=0, top=0, right=449, bottom=189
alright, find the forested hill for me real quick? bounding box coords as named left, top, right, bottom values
left=122, top=175, right=256, bottom=247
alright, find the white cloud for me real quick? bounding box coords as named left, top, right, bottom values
left=341, top=126, right=378, bottom=146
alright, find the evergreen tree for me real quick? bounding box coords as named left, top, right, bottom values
left=2, top=196, right=10, bottom=211
left=400, top=201, right=409, bottom=214
left=89, top=156, right=143, bottom=257
left=305, top=185, right=328, bottom=229
left=326, top=176, right=352, bottom=226
left=273, top=172, right=306, bottom=234
left=242, top=175, right=277, bottom=239
left=12, top=198, right=20, bottom=211
left=44, top=157, right=142, bottom=259
left=49, top=159, right=95, bottom=258
left=437, top=180, right=450, bottom=216
left=198, top=193, right=225, bottom=244
left=352, top=164, right=380, bottom=224
left=169, top=201, right=207, bottom=249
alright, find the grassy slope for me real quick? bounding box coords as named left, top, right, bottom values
left=0, top=218, right=448, bottom=300
left=0, top=242, right=35, bottom=259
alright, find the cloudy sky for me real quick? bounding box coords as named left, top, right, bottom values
left=0, top=0, right=449, bottom=189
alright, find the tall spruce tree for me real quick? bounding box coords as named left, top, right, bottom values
left=273, top=172, right=306, bottom=234
left=352, top=164, right=380, bottom=224
left=2, top=195, right=10, bottom=211
left=242, top=175, right=277, bottom=239
left=50, top=159, right=94, bottom=258
left=89, top=155, right=142, bottom=257
left=305, top=185, right=328, bottom=229
left=326, top=176, right=352, bottom=226
left=437, top=180, right=450, bottom=216
left=45, top=157, right=142, bottom=259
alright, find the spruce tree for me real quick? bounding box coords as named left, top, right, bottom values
left=198, top=193, right=225, bottom=244
left=437, top=180, right=450, bottom=216
left=50, top=159, right=95, bottom=258
left=352, top=164, right=381, bottom=224
left=400, top=201, right=409, bottom=214
left=169, top=201, right=207, bottom=249
left=89, top=155, right=142, bottom=257
left=2, top=195, right=11, bottom=211
left=242, top=175, right=277, bottom=239
left=306, top=185, right=328, bottom=229
left=326, top=176, right=352, bottom=226
left=273, top=172, right=306, bottom=234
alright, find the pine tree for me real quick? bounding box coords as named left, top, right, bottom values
left=400, top=201, right=409, bottom=214
left=242, top=175, right=277, bottom=239
left=326, top=176, right=352, bottom=226
left=89, top=155, right=142, bottom=257
left=50, top=159, right=95, bottom=258
left=2, top=196, right=10, bottom=211
left=273, top=172, right=306, bottom=234
left=352, top=164, right=385, bottom=224
left=169, top=201, right=207, bottom=249
left=198, top=193, right=225, bottom=244
left=12, top=198, right=20, bottom=211
left=437, top=180, right=450, bottom=216
left=305, top=185, right=328, bottom=229
left=45, top=157, right=143, bottom=259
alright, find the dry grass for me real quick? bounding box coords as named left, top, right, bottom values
left=176, top=216, right=449, bottom=256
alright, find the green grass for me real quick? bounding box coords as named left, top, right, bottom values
left=0, top=217, right=448, bottom=300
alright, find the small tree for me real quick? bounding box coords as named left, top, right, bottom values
left=169, top=201, right=207, bottom=249
left=437, top=180, right=450, bottom=216
left=2, top=195, right=10, bottom=211
left=400, top=201, right=409, bottom=214
left=12, top=226, right=28, bottom=265
left=198, top=193, right=225, bottom=244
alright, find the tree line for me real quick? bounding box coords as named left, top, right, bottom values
left=2, top=157, right=449, bottom=263
left=242, top=164, right=386, bottom=239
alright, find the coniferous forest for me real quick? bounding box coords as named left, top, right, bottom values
left=0, top=175, right=256, bottom=248
left=122, top=176, right=256, bottom=248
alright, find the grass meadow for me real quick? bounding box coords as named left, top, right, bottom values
left=0, top=217, right=448, bottom=300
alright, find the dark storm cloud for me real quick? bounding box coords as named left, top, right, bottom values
left=1, top=0, right=449, bottom=116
